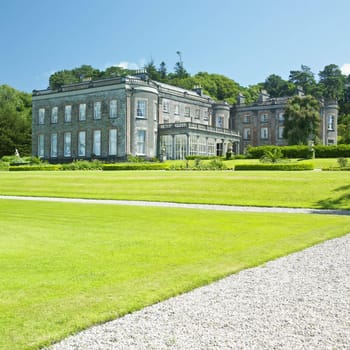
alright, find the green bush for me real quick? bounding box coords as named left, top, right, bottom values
left=185, top=155, right=220, bottom=160
left=235, top=163, right=314, bottom=171
left=9, top=165, right=62, bottom=171
left=247, top=145, right=309, bottom=159
left=103, top=163, right=169, bottom=171
left=61, top=160, right=103, bottom=170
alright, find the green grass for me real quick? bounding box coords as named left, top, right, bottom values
left=1, top=199, right=350, bottom=350
left=1, top=170, right=350, bottom=209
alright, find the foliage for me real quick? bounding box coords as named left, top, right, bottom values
left=9, top=164, right=62, bottom=171
left=263, top=74, right=295, bottom=97
left=283, top=95, right=321, bottom=145
left=318, top=64, right=345, bottom=100
left=288, top=65, right=317, bottom=96
left=235, top=163, right=314, bottom=171
left=0, top=85, right=32, bottom=157
left=103, top=163, right=169, bottom=170
left=337, top=157, right=348, bottom=168
left=259, top=148, right=284, bottom=163
left=61, top=160, right=103, bottom=170
left=337, top=114, right=350, bottom=144
left=314, top=144, right=350, bottom=158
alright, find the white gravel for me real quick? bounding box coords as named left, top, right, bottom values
left=48, top=233, right=350, bottom=350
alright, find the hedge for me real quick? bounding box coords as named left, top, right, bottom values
left=9, top=165, right=62, bottom=171
left=102, top=163, right=169, bottom=171
left=234, top=163, right=314, bottom=171
left=247, top=145, right=350, bottom=159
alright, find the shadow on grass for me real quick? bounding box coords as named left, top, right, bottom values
left=316, top=184, right=350, bottom=210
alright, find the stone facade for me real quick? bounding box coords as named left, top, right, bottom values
left=32, top=74, right=240, bottom=161
left=232, top=90, right=338, bottom=153
left=32, top=74, right=338, bottom=161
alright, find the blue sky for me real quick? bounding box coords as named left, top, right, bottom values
left=1, top=0, right=349, bottom=93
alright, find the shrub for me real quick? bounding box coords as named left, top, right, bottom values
left=337, top=157, right=348, bottom=168
left=260, top=148, right=284, bottom=163
left=103, top=163, right=169, bottom=171
left=61, top=160, right=103, bottom=170
left=235, top=163, right=314, bottom=171
left=9, top=165, right=62, bottom=171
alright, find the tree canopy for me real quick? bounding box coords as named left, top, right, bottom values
left=0, top=85, right=32, bottom=157
left=283, top=95, right=321, bottom=145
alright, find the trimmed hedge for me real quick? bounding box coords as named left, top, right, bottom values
left=102, top=163, right=169, bottom=171
left=9, top=165, right=62, bottom=171
left=234, top=163, right=314, bottom=171
left=247, top=145, right=350, bottom=159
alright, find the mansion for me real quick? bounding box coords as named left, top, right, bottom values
left=32, top=72, right=338, bottom=161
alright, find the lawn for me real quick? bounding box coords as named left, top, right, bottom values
left=1, top=199, right=350, bottom=350
left=1, top=170, right=350, bottom=209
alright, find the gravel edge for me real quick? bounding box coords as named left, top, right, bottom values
left=47, top=233, right=350, bottom=350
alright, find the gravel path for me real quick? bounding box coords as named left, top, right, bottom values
left=1, top=195, right=350, bottom=215
left=47, top=233, right=350, bottom=350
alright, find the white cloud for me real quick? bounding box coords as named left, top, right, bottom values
left=103, top=59, right=147, bottom=71
left=341, top=63, right=350, bottom=76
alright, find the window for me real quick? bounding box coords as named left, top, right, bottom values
left=94, top=102, right=101, bottom=120
left=328, top=115, right=335, bottom=131
left=51, top=107, right=58, bottom=124
left=136, top=99, right=147, bottom=118
left=198, top=137, right=207, bottom=156
left=278, top=126, right=284, bottom=139
left=153, top=101, right=157, bottom=121
left=260, top=113, right=268, bottom=123
left=38, top=134, right=44, bottom=158
left=184, top=106, right=190, bottom=118
left=51, top=133, right=58, bottom=157
left=189, top=135, right=198, bottom=155
left=163, top=100, right=169, bottom=113
left=174, top=104, right=179, bottom=115
left=207, top=138, right=215, bottom=156
left=243, top=128, right=251, bottom=140
left=195, top=109, right=200, bottom=119
left=136, top=130, right=146, bottom=155
left=38, top=108, right=45, bottom=124
left=216, top=116, right=223, bottom=128
left=110, top=100, right=117, bottom=119
left=175, top=135, right=187, bottom=160
left=109, top=129, right=117, bottom=156
left=203, top=110, right=209, bottom=121
left=79, top=104, right=86, bottom=121
left=260, top=127, right=269, bottom=139
left=278, top=112, right=284, bottom=122
left=160, top=135, right=173, bottom=160
left=78, top=131, right=86, bottom=157
left=64, top=132, right=71, bottom=157
left=93, top=130, right=101, bottom=156
left=65, top=105, right=72, bottom=122
left=243, top=115, right=250, bottom=124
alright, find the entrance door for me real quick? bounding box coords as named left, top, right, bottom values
left=216, top=142, right=223, bottom=156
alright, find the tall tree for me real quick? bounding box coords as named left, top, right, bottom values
left=288, top=65, right=316, bottom=95
left=263, top=74, right=294, bottom=97
left=158, top=61, right=167, bottom=81
left=0, top=85, right=32, bottom=157
left=144, top=60, right=160, bottom=81
left=283, top=95, right=321, bottom=145
left=318, top=64, right=345, bottom=100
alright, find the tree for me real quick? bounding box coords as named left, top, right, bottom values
left=144, top=60, right=160, bottom=81
left=283, top=95, right=321, bottom=145
left=318, top=64, right=345, bottom=100
left=337, top=114, right=350, bottom=144
left=263, top=74, right=294, bottom=97
left=0, top=85, right=32, bottom=157
left=158, top=61, right=167, bottom=81
left=288, top=65, right=316, bottom=95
